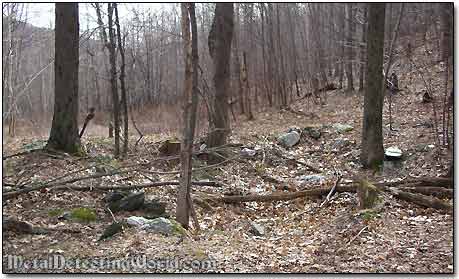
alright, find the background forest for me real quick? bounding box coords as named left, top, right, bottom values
left=2, top=2, right=454, bottom=273
left=2, top=3, right=453, bottom=137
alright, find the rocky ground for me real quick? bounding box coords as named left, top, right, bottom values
left=2, top=41, right=454, bottom=273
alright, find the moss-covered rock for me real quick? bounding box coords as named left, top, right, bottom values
left=98, top=221, right=130, bottom=241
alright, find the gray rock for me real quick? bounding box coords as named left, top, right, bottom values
left=126, top=216, right=150, bottom=227
left=278, top=131, right=301, bottom=148
left=332, top=138, right=352, bottom=150
left=98, top=221, right=127, bottom=241
left=142, top=200, right=167, bottom=219
left=414, top=144, right=435, bottom=153
left=333, top=123, right=354, bottom=133
left=103, top=191, right=128, bottom=203
left=126, top=216, right=183, bottom=236
left=303, top=126, right=322, bottom=140
left=94, top=165, right=111, bottom=174
left=249, top=222, right=265, bottom=236
left=109, top=192, right=145, bottom=213
left=240, top=148, right=256, bottom=157
left=297, top=174, right=326, bottom=184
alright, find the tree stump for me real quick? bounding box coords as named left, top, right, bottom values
left=357, top=179, right=380, bottom=209
left=158, top=139, right=181, bottom=156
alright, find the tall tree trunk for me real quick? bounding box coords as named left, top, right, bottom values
left=47, top=3, right=81, bottom=154
left=241, top=52, right=254, bottom=120
left=176, top=3, right=199, bottom=229
left=439, top=3, right=452, bottom=62
left=338, top=4, right=345, bottom=89
left=360, top=3, right=386, bottom=169
left=233, top=4, right=244, bottom=115
left=107, top=3, right=121, bottom=157
left=114, top=4, right=129, bottom=156
left=207, top=3, right=234, bottom=148
left=259, top=4, right=273, bottom=107
left=359, top=5, right=368, bottom=92
left=276, top=4, right=288, bottom=108
left=345, top=3, right=355, bottom=93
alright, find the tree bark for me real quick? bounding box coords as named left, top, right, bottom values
left=232, top=4, right=244, bottom=115
left=176, top=3, right=199, bottom=229
left=359, top=5, right=368, bottom=92
left=439, top=3, right=452, bottom=61
left=47, top=3, right=81, bottom=154
left=114, top=4, right=129, bottom=156
left=360, top=3, right=386, bottom=169
left=107, top=3, right=121, bottom=157
left=207, top=3, right=234, bottom=148
left=345, top=3, right=355, bottom=93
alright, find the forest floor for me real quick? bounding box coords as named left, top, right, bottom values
left=2, top=43, right=454, bottom=273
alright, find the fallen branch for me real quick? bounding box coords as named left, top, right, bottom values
left=388, top=188, right=452, bottom=211
left=210, top=185, right=356, bottom=204
left=400, top=186, right=453, bottom=199
left=347, top=226, right=368, bottom=245
left=3, top=168, right=136, bottom=200
left=51, top=180, right=223, bottom=191
left=376, top=177, right=452, bottom=188
left=320, top=176, right=342, bottom=207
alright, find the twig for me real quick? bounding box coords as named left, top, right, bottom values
left=3, top=150, right=36, bottom=160
left=106, top=207, right=117, bottom=223
left=3, top=168, right=136, bottom=200
left=347, top=226, right=368, bottom=245
left=320, top=176, right=342, bottom=207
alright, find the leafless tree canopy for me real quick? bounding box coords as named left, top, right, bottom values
left=2, top=3, right=452, bottom=137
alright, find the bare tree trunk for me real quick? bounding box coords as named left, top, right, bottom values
left=360, top=3, right=386, bottom=169
left=232, top=4, right=244, bottom=115
left=207, top=3, right=234, bottom=148
left=6, top=5, right=16, bottom=137
left=259, top=4, right=272, bottom=107
left=439, top=3, right=452, bottom=62
left=345, top=3, right=354, bottom=93
left=114, top=4, right=129, bottom=156
left=241, top=52, right=254, bottom=120
left=107, top=3, right=121, bottom=157
left=338, top=4, right=345, bottom=89
left=275, top=4, right=288, bottom=108
left=177, top=3, right=199, bottom=229
left=47, top=3, right=81, bottom=154
left=359, top=5, right=368, bottom=92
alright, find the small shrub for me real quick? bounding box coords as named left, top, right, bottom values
left=70, top=207, right=97, bottom=223
left=48, top=208, right=65, bottom=217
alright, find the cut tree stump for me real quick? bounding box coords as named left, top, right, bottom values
left=158, top=139, right=181, bottom=156
left=357, top=179, right=380, bottom=209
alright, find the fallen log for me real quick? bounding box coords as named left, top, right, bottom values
left=400, top=186, right=453, bottom=199
left=211, top=185, right=356, bottom=203
left=388, top=188, right=452, bottom=211
left=52, top=181, right=223, bottom=191
left=377, top=177, right=452, bottom=188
